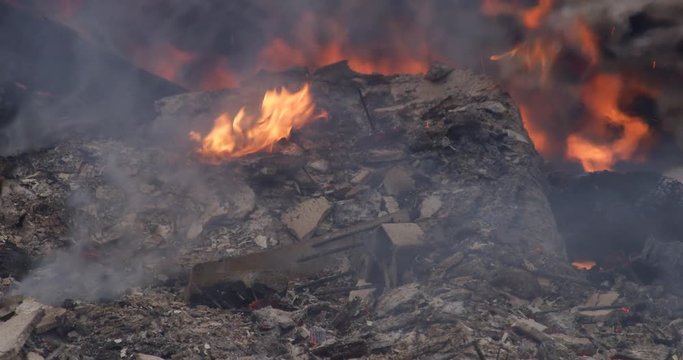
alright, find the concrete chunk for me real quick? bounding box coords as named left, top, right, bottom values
left=135, top=354, right=165, bottom=360
left=578, top=291, right=619, bottom=321
left=382, top=166, right=415, bottom=196
left=35, top=306, right=66, bottom=334
left=0, top=299, right=45, bottom=360
left=380, top=223, right=425, bottom=247
left=281, top=197, right=332, bottom=240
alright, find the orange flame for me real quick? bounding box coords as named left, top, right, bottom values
left=132, top=44, right=196, bottom=85
left=481, top=0, right=554, bottom=30
left=566, top=74, right=651, bottom=172
left=256, top=12, right=431, bottom=75
left=571, top=260, right=596, bottom=270
left=189, top=84, right=325, bottom=161
left=519, top=105, right=550, bottom=155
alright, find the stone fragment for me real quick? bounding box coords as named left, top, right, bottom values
left=382, top=166, right=415, bottom=196
left=306, top=160, right=329, bottom=173
left=366, top=149, right=405, bottom=163
left=26, top=353, right=44, bottom=360
left=281, top=197, right=332, bottom=240
left=0, top=298, right=45, bottom=360
left=35, top=306, right=66, bottom=334
left=348, top=280, right=375, bottom=305
left=135, top=354, right=165, bottom=360
left=254, top=235, right=268, bottom=249
left=382, top=196, right=400, bottom=214
left=380, top=223, right=425, bottom=247
left=551, top=334, right=595, bottom=355
left=376, top=283, right=421, bottom=317
left=350, top=168, right=371, bottom=184
left=419, top=195, right=442, bottom=218
left=253, top=307, right=296, bottom=331
left=424, top=63, right=454, bottom=82
left=578, top=291, right=619, bottom=321
left=512, top=318, right=550, bottom=343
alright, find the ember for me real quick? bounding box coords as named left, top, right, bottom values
left=571, top=260, right=597, bottom=271
left=189, top=84, right=326, bottom=161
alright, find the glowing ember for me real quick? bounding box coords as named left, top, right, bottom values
left=571, top=260, right=596, bottom=270
left=566, top=74, right=651, bottom=172
left=189, top=84, right=326, bottom=162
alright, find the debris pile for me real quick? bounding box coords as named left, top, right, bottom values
left=0, top=64, right=682, bottom=359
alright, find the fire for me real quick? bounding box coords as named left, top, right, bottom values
left=566, top=74, right=651, bottom=172
left=571, top=260, right=596, bottom=270
left=481, top=0, right=554, bottom=30
left=256, top=12, right=431, bottom=75
left=519, top=105, right=550, bottom=155
left=189, top=84, right=325, bottom=161
left=485, top=0, right=657, bottom=172
left=132, top=44, right=196, bottom=86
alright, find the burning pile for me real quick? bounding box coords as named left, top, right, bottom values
left=484, top=0, right=658, bottom=172
left=188, top=84, right=326, bottom=161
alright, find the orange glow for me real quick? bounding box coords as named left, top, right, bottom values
left=189, top=84, right=325, bottom=161
left=571, top=260, right=596, bottom=270
left=519, top=105, right=550, bottom=155
left=566, top=74, right=651, bottom=172
left=490, top=37, right=561, bottom=84
left=575, top=20, right=600, bottom=66
left=482, top=0, right=554, bottom=30
left=258, top=37, right=429, bottom=75
left=256, top=12, right=430, bottom=75
left=132, top=44, right=195, bottom=85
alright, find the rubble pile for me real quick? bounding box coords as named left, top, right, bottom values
left=0, top=64, right=682, bottom=359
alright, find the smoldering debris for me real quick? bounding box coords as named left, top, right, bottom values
left=0, top=65, right=681, bottom=358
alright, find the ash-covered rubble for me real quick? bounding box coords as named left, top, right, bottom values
left=1, top=64, right=683, bottom=359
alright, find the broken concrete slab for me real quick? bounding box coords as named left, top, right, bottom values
left=35, top=306, right=66, bottom=334
left=0, top=298, right=45, bottom=360
left=281, top=197, right=332, bottom=240
left=419, top=195, right=442, bottom=218
left=253, top=307, right=296, bottom=331
left=135, top=354, right=165, bottom=360
left=382, top=166, right=415, bottom=196
left=26, top=353, right=45, bottom=360
left=512, top=318, right=551, bottom=343
left=382, top=196, right=400, bottom=214
left=380, top=223, right=425, bottom=247
left=578, top=291, right=620, bottom=321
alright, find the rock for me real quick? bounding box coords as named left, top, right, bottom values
left=376, top=283, right=421, bottom=317
left=578, top=291, right=620, bottom=321
left=424, top=63, right=454, bottom=82
left=382, top=166, right=415, bottom=196
left=281, top=197, right=332, bottom=240
left=419, top=195, right=442, bottom=218
left=348, top=280, right=375, bottom=305
left=306, top=160, right=329, bottom=173
left=253, top=235, right=269, bottom=249
left=512, top=318, right=551, bottom=343
left=350, top=168, right=371, bottom=184
left=0, top=298, right=45, bottom=360
left=135, top=354, right=165, bottom=360
left=253, top=307, right=296, bottom=331
left=551, top=334, right=595, bottom=355
left=35, top=306, right=66, bottom=334
left=366, top=149, right=406, bottom=163
left=382, top=196, right=400, bottom=214
left=26, top=353, right=44, bottom=360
